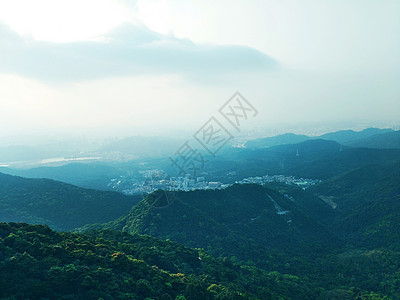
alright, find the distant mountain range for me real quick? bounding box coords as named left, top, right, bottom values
left=347, top=130, right=400, bottom=149
left=318, top=127, right=393, bottom=144
left=245, top=133, right=311, bottom=148
left=245, top=127, right=398, bottom=149
left=1, top=128, right=396, bottom=168
left=3, top=137, right=400, bottom=192
left=213, top=139, right=400, bottom=181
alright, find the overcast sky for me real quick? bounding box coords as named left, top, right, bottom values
left=0, top=0, right=399, bottom=138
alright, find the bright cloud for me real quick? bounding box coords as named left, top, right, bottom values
left=0, top=0, right=131, bottom=42
left=0, top=22, right=277, bottom=82
left=0, top=0, right=398, bottom=138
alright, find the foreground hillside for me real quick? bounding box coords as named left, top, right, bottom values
left=1, top=222, right=330, bottom=299
left=0, top=173, right=140, bottom=231
left=2, top=222, right=398, bottom=299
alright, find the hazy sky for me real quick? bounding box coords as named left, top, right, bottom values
left=0, top=0, right=399, bottom=138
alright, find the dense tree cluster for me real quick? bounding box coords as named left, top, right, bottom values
left=1, top=222, right=399, bottom=299
left=0, top=223, right=320, bottom=299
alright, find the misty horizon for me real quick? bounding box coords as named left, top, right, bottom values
left=0, top=0, right=399, bottom=138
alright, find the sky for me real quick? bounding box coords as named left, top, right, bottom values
left=0, top=0, right=399, bottom=139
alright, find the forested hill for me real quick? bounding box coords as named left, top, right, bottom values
left=0, top=172, right=140, bottom=231
left=216, top=139, right=400, bottom=181
left=244, top=128, right=395, bottom=149
left=347, top=130, right=400, bottom=149
left=0, top=222, right=329, bottom=299
left=81, top=184, right=340, bottom=268
left=309, top=162, right=400, bottom=249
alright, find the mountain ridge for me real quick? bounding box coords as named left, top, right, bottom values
left=244, top=127, right=395, bottom=149
left=0, top=172, right=140, bottom=231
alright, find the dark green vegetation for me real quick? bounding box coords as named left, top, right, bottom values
left=0, top=173, right=140, bottom=231
left=309, top=162, right=400, bottom=249
left=81, top=184, right=400, bottom=299
left=1, top=128, right=400, bottom=299
left=1, top=222, right=329, bottom=299
left=85, top=185, right=338, bottom=269
left=2, top=222, right=398, bottom=299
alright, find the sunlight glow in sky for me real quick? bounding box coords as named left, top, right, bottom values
left=0, top=0, right=131, bottom=42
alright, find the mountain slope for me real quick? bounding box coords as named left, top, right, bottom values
left=319, top=127, right=393, bottom=145
left=218, top=139, right=400, bottom=180
left=243, top=128, right=393, bottom=150
left=309, top=163, right=400, bottom=248
left=347, top=130, right=400, bottom=149
left=83, top=184, right=339, bottom=269
left=0, top=222, right=324, bottom=299
left=0, top=173, right=140, bottom=230
left=76, top=183, right=400, bottom=299
left=0, top=162, right=121, bottom=190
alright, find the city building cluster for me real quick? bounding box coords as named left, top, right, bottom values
left=108, top=170, right=320, bottom=196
